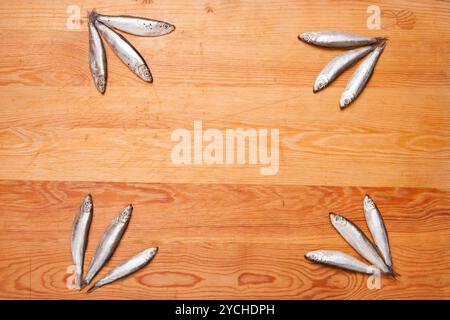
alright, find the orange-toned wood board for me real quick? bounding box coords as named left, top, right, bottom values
left=0, top=0, right=449, bottom=299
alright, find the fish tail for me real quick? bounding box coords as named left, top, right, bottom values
left=87, top=285, right=98, bottom=293
left=387, top=267, right=400, bottom=279
left=88, top=9, right=98, bottom=23
left=379, top=41, right=387, bottom=51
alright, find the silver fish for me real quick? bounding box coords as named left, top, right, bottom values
left=340, top=43, right=385, bottom=108
left=329, top=213, right=391, bottom=274
left=95, top=20, right=153, bottom=82
left=96, top=13, right=175, bottom=37
left=88, top=247, right=158, bottom=293
left=305, top=250, right=379, bottom=275
left=299, top=30, right=385, bottom=48
left=71, top=194, right=93, bottom=289
left=313, top=45, right=377, bottom=93
left=88, top=11, right=107, bottom=94
left=83, top=204, right=133, bottom=286
left=364, top=194, right=393, bottom=269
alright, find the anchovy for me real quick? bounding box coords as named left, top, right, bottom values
left=94, top=20, right=153, bottom=82
left=364, top=194, right=393, bottom=269
left=340, top=43, right=385, bottom=108
left=305, top=250, right=379, bottom=275
left=96, top=13, right=175, bottom=37
left=298, top=30, right=385, bottom=48
left=329, top=213, right=391, bottom=274
left=71, top=194, right=93, bottom=289
left=88, top=247, right=158, bottom=293
left=313, top=45, right=376, bottom=93
left=83, top=204, right=133, bottom=286
left=88, top=11, right=107, bottom=93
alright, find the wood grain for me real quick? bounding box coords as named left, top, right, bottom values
left=0, top=0, right=449, bottom=299
left=0, top=181, right=449, bottom=299
left=0, top=0, right=449, bottom=188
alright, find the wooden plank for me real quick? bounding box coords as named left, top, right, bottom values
left=0, top=0, right=449, bottom=34
left=1, top=87, right=449, bottom=135
left=0, top=29, right=448, bottom=88
left=0, top=1, right=448, bottom=188
left=0, top=181, right=448, bottom=299
left=0, top=0, right=449, bottom=300
left=0, top=126, right=449, bottom=187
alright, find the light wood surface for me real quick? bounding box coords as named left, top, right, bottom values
left=0, top=0, right=449, bottom=299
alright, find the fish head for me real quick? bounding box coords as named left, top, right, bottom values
left=313, top=75, right=329, bottom=93
left=298, top=32, right=318, bottom=44
left=329, top=212, right=347, bottom=226
left=156, top=22, right=175, bottom=35
left=143, top=247, right=158, bottom=261
left=305, top=251, right=325, bottom=263
left=137, top=64, right=153, bottom=83
left=81, top=194, right=93, bottom=213
left=117, top=204, right=133, bottom=223
left=94, top=75, right=106, bottom=94
left=363, top=194, right=377, bottom=211
left=340, top=91, right=354, bottom=109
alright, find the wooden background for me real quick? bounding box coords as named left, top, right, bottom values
left=0, top=0, right=449, bottom=299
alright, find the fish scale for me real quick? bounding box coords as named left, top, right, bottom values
left=94, top=19, right=153, bottom=83
left=305, top=250, right=379, bottom=275
left=88, top=11, right=107, bottom=94
left=313, top=45, right=377, bottom=93
left=364, top=194, right=393, bottom=269
left=71, top=194, right=93, bottom=289
left=88, top=247, right=158, bottom=292
left=340, top=44, right=386, bottom=108
left=83, top=204, right=133, bottom=287
left=299, top=30, right=385, bottom=48
left=96, top=14, right=175, bottom=37
left=329, top=212, right=391, bottom=274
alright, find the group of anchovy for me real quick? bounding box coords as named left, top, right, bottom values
left=88, top=10, right=175, bottom=94
left=71, top=195, right=158, bottom=292
left=305, top=195, right=397, bottom=277
left=298, top=30, right=387, bottom=108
